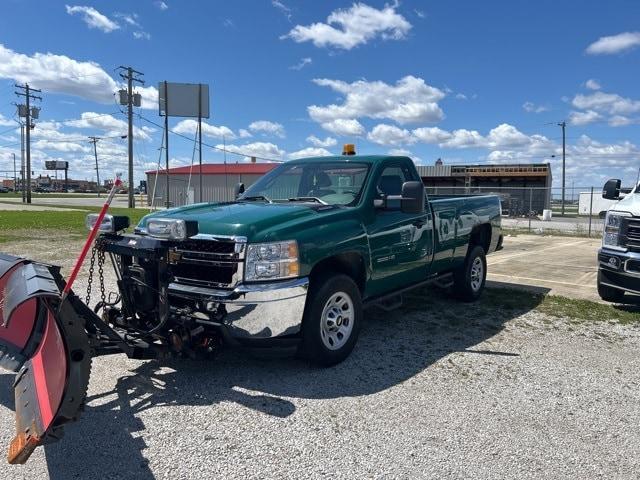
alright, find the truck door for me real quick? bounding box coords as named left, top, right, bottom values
left=0, top=255, right=91, bottom=464
left=366, top=163, right=433, bottom=296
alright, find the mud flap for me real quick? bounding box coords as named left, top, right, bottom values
left=0, top=254, right=91, bottom=464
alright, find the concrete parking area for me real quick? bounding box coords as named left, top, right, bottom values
left=0, top=194, right=148, bottom=209
left=488, top=234, right=601, bottom=301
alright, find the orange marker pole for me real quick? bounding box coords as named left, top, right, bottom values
left=60, top=178, right=123, bottom=304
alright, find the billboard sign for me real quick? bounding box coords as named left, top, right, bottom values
left=45, top=161, right=69, bottom=170
left=158, top=82, right=210, bottom=118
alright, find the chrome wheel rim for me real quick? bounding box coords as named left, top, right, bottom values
left=470, top=257, right=484, bottom=292
left=320, top=292, right=354, bottom=350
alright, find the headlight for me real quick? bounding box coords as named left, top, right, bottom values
left=245, top=240, right=299, bottom=281
left=147, top=218, right=198, bottom=240
left=85, top=214, right=130, bottom=233
left=603, top=211, right=630, bottom=250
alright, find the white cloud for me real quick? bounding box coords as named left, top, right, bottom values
left=0, top=44, right=118, bottom=104
left=412, top=127, right=451, bottom=144
left=272, top=1, right=292, bottom=21
left=440, top=129, right=486, bottom=149
left=283, top=2, right=411, bottom=50
left=65, top=112, right=150, bottom=140
left=486, top=123, right=531, bottom=148
left=155, top=1, right=168, bottom=11
left=248, top=120, right=285, bottom=138
left=569, top=110, right=602, bottom=126
left=572, top=91, right=640, bottom=116
left=306, top=135, right=337, bottom=147
left=173, top=119, right=236, bottom=140
left=585, top=79, right=601, bottom=90
left=309, top=75, right=445, bottom=125
left=608, top=115, right=636, bottom=127
left=289, top=57, right=312, bottom=70
left=522, top=101, right=549, bottom=113
left=32, top=140, right=89, bottom=153
left=238, top=129, right=252, bottom=138
left=0, top=113, right=15, bottom=127
left=288, top=147, right=332, bottom=159
left=136, top=85, right=159, bottom=110
left=367, top=123, right=414, bottom=146
left=586, top=31, right=640, bottom=55
left=0, top=44, right=155, bottom=110
left=114, top=12, right=141, bottom=28
left=216, top=142, right=284, bottom=161
left=65, top=5, right=120, bottom=33
left=133, top=31, right=151, bottom=40
left=320, top=119, right=365, bottom=136
left=455, top=93, right=468, bottom=100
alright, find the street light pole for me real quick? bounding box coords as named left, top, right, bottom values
left=89, top=136, right=101, bottom=197
left=558, top=121, right=566, bottom=216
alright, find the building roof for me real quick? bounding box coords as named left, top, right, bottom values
left=145, top=163, right=279, bottom=175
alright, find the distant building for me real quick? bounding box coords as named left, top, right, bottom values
left=416, top=163, right=552, bottom=215
left=146, top=163, right=278, bottom=207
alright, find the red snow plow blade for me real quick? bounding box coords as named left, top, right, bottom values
left=0, top=254, right=91, bottom=464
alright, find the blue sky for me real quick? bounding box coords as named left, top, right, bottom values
left=0, top=0, right=639, bottom=188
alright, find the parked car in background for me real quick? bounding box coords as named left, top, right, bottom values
left=597, top=179, right=640, bottom=302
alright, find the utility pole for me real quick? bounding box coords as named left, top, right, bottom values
left=12, top=153, right=16, bottom=193
left=118, top=66, right=144, bottom=208
left=15, top=84, right=41, bottom=204
left=19, top=121, right=25, bottom=202
left=89, top=136, right=101, bottom=197
left=558, top=121, right=566, bottom=216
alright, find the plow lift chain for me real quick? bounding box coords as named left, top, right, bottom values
left=85, top=240, right=107, bottom=310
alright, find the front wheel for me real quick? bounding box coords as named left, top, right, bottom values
left=453, top=245, right=487, bottom=302
left=299, top=273, right=362, bottom=366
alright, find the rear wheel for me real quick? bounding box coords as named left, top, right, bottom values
left=453, top=245, right=487, bottom=302
left=299, top=273, right=362, bottom=366
left=597, top=274, right=625, bottom=303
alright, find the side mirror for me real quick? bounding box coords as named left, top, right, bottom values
left=377, top=181, right=425, bottom=214
left=234, top=182, right=245, bottom=199
left=603, top=179, right=621, bottom=200
left=400, top=181, right=425, bottom=214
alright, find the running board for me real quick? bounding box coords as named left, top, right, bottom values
left=363, top=272, right=454, bottom=309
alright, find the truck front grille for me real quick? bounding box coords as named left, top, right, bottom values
left=170, top=238, right=244, bottom=288
left=622, top=218, right=640, bottom=251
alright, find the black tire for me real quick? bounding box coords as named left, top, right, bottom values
left=453, top=245, right=487, bottom=302
left=298, top=273, right=362, bottom=366
left=597, top=276, right=625, bottom=303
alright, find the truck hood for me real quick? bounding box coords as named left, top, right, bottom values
left=138, top=201, right=329, bottom=240
left=611, top=192, right=640, bottom=216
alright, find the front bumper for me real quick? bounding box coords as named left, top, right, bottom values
left=598, top=248, right=640, bottom=294
left=168, top=277, right=309, bottom=340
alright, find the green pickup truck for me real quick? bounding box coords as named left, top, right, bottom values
left=0, top=154, right=501, bottom=462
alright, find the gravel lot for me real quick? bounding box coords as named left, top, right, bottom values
left=1, top=236, right=639, bottom=479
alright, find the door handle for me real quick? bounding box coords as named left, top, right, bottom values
left=413, top=219, right=427, bottom=228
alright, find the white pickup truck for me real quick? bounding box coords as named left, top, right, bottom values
left=598, top=179, right=640, bottom=302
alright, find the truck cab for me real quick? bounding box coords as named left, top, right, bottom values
left=597, top=178, right=640, bottom=302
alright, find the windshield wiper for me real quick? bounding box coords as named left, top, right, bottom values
left=239, top=195, right=272, bottom=203
left=288, top=196, right=328, bottom=205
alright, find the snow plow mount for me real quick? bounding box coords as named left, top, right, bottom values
left=0, top=254, right=158, bottom=464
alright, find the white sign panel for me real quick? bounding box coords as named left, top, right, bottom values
left=158, top=82, right=210, bottom=118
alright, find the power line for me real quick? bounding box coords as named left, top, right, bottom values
left=136, top=113, right=285, bottom=163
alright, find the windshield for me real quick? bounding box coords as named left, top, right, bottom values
left=240, top=162, right=370, bottom=206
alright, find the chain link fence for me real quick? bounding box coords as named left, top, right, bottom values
left=425, top=185, right=610, bottom=237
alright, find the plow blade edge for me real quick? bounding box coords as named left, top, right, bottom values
left=0, top=254, right=91, bottom=464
